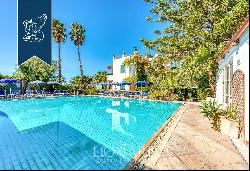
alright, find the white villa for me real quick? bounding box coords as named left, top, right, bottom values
left=107, top=52, right=135, bottom=87
left=107, top=52, right=136, bottom=91
left=216, top=18, right=249, bottom=145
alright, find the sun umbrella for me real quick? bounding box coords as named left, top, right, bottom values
left=119, top=82, right=131, bottom=86
left=47, top=81, right=60, bottom=85
left=111, top=82, right=120, bottom=91
left=112, top=82, right=120, bottom=85
left=135, top=81, right=150, bottom=86
left=135, top=81, right=151, bottom=95
left=47, top=81, right=60, bottom=89
left=30, top=80, right=46, bottom=85
left=0, top=79, right=20, bottom=94
left=0, top=78, right=20, bottom=84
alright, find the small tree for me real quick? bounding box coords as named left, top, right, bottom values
left=69, top=75, right=93, bottom=94
left=123, top=47, right=149, bottom=82
left=14, top=57, right=56, bottom=93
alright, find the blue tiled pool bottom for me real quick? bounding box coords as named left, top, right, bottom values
left=0, top=120, right=125, bottom=170
left=0, top=96, right=182, bottom=170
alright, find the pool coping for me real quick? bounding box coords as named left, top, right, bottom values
left=0, top=94, right=184, bottom=104
left=82, top=94, right=184, bottom=104
left=123, top=102, right=185, bottom=170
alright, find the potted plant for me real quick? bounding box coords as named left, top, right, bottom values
left=220, top=106, right=242, bottom=139
left=185, top=91, right=192, bottom=102
left=200, top=100, right=222, bottom=131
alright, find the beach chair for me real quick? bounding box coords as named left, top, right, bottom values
left=97, top=90, right=104, bottom=95
left=25, top=90, right=35, bottom=97
left=43, top=90, right=52, bottom=96
left=62, top=90, right=70, bottom=95
left=36, top=90, right=43, bottom=97
left=97, top=90, right=103, bottom=95
left=120, top=90, right=126, bottom=97
left=0, top=90, right=6, bottom=99
left=142, top=92, right=150, bottom=99
left=133, top=91, right=141, bottom=99
left=127, top=91, right=133, bottom=98
left=104, top=90, right=110, bottom=96
left=113, top=90, right=119, bottom=97
left=12, top=91, right=22, bottom=98
left=53, top=90, right=64, bottom=96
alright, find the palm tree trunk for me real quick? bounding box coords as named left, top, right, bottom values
left=78, top=45, right=84, bottom=79
left=58, top=43, right=62, bottom=83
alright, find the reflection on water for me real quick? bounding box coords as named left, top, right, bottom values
left=106, top=108, right=130, bottom=135
left=112, top=100, right=120, bottom=106
left=124, top=101, right=129, bottom=108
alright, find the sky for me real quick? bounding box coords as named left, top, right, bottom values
left=0, top=0, right=165, bottom=82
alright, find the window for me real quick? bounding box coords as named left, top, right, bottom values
left=223, top=62, right=233, bottom=105
left=121, top=85, right=125, bottom=90
left=120, top=65, right=126, bottom=73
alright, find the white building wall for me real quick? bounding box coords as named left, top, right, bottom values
left=107, top=54, right=135, bottom=83
left=216, top=27, right=249, bottom=143
left=216, top=70, right=224, bottom=105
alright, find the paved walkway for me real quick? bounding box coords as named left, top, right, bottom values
left=150, top=103, right=249, bottom=170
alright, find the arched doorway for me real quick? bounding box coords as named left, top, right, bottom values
left=232, top=69, right=245, bottom=141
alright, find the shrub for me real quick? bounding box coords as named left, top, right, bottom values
left=85, top=86, right=97, bottom=95
left=149, top=89, right=162, bottom=100
left=200, top=100, right=222, bottom=131
left=197, top=88, right=213, bottom=100
left=174, top=88, right=198, bottom=101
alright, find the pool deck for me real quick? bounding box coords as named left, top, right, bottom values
left=142, top=103, right=249, bottom=170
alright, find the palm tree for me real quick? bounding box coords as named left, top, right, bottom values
left=69, top=22, right=86, bottom=80
left=52, top=19, right=67, bottom=83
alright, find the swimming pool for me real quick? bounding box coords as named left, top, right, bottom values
left=0, top=96, right=182, bottom=170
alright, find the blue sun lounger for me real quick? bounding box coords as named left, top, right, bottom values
left=104, top=90, right=110, bottom=96
left=54, top=90, right=64, bottom=96
left=143, top=92, right=150, bottom=99
left=12, top=91, right=22, bottom=98
left=127, top=91, right=133, bottom=98
left=25, top=90, right=35, bottom=97
left=120, top=90, right=126, bottom=97
left=62, top=90, right=70, bottom=95
left=133, top=91, right=141, bottom=98
left=0, top=90, right=6, bottom=99
left=44, top=90, right=52, bottom=95
left=114, top=90, right=119, bottom=97
left=36, top=90, right=43, bottom=95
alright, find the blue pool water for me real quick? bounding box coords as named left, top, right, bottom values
left=0, top=96, right=181, bottom=170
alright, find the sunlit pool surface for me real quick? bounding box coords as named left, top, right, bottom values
left=0, top=96, right=181, bottom=170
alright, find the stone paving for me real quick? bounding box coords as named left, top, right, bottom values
left=150, top=103, right=249, bottom=170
